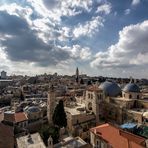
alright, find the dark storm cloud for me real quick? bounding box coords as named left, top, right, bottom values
left=43, top=0, right=58, bottom=9
left=0, top=11, right=29, bottom=35
left=0, top=11, right=71, bottom=66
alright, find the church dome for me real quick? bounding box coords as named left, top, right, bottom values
left=26, top=106, right=40, bottom=113
left=123, top=83, right=140, bottom=93
left=99, top=81, right=121, bottom=97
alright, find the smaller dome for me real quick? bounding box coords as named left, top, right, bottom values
left=26, top=106, right=40, bottom=113
left=123, top=83, right=140, bottom=93
left=99, top=81, right=121, bottom=97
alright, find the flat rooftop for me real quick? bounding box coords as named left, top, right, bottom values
left=0, top=79, right=12, bottom=82
left=65, top=103, right=86, bottom=115
left=16, top=133, right=46, bottom=148
left=127, top=108, right=148, bottom=115
left=54, top=136, right=87, bottom=148
left=113, top=97, right=136, bottom=101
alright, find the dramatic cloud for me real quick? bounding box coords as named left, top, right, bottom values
left=73, top=16, right=104, bottom=38
left=96, top=3, right=111, bottom=14
left=91, top=20, right=148, bottom=70
left=0, top=10, right=92, bottom=68
left=132, top=0, right=141, bottom=6
left=124, top=9, right=131, bottom=15
left=27, top=0, right=93, bottom=22
left=0, top=0, right=147, bottom=77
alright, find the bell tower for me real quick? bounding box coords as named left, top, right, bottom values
left=47, top=85, right=56, bottom=125
left=76, top=67, right=79, bottom=83
left=85, top=86, right=104, bottom=125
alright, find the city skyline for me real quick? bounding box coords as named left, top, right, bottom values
left=0, top=0, right=148, bottom=78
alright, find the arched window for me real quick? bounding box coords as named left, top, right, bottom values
left=88, top=93, right=90, bottom=99
left=96, top=140, right=100, bottom=147
left=88, top=102, right=92, bottom=110
left=129, top=94, right=132, bottom=99
left=137, top=95, right=139, bottom=99
left=97, top=95, right=100, bottom=100
left=100, top=94, right=102, bottom=100
left=91, top=94, right=93, bottom=99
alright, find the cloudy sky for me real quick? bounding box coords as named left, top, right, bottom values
left=0, top=0, right=148, bottom=78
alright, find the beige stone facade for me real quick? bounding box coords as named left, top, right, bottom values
left=47, top=86, right=56, bottom=125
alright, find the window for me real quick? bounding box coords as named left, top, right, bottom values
left=88, top=102, right=92, bottom=110
left=109, top=111, right=112, bottom=116
left=100, top=94, right=102, bottom=99
left=97, top=95, right=100, bottom=100
left=88, top=93, right=90, bottom=99
left=137, top=95, right=139, bottom=99
left=96, top=140, right=101, bottom=148
left=129, top=94, right=132, bottom=99
left=91, top=94, right=93, bottom=99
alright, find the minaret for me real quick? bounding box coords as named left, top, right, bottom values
left=48, top=136, right=53, bottom=148
left=76, top=67, right=79, bottom=83
left=47, top=85, right=56, bottom=125
left=130, top=76, right=133, bottom=83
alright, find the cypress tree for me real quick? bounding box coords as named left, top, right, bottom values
left=52, top=100, right=67, bottom=128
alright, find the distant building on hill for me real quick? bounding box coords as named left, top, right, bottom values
left=1, top=71, right=7, bottom=79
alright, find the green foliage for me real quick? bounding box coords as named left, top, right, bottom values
left=52, top=100, right=67, bottom=128
left=87, top=80, right=92, bottom=85
left=20, top=91, right=24, bottom=101
left=39, top=125, right=59, bottom=145
left=80, top=78, right=84, bottom=84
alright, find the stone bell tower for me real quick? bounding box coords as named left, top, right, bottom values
left=85, top=86, right=104, bottom=125
left=76, top=67, right=79, bottom=83
left=47, top=85, right=56, bottom=125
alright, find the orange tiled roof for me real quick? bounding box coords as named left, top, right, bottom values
left=4, top=112, right=28, bottom=123
left=14, top=112, right=28, bottom=123
left=90, top=123, right=146, bottom=148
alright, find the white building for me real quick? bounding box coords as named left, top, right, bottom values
left=53, top=136, right=89, bottom=148
left=16, top=133, right=46, bottom=148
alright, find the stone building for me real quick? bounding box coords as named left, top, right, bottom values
left=16, top=133, right=46, bottom=148
left=84, top=85, right=104, bottom=124
left=47, top=85, right=56, bottom=125
left=64, top=85, right=105, bottom=139
left=24, top=106, right=44, bottom=132
left=98, top=81, right=148, bottom=125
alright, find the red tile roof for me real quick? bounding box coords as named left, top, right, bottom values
left=4, top=112, right=28, bottom=123
left=90, top=123, right=146, bottom=148
left=15, top=112, right=28, bottom=123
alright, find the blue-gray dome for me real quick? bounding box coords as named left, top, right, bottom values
left=123, top=83, right=140, bottom=93
left=26, top=106, right=40, bottom=113
left=99, top=81, right=121, bottom=97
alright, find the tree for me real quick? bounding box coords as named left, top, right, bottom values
left=52, top=100, right=67, bottom=128
left=20, top=91, right=24, bottom=101
left=80, top=78, right=84, bottom=84
left=87, top=80, right=92, bottom=85
left=39, top=125, right=59, bottom=145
